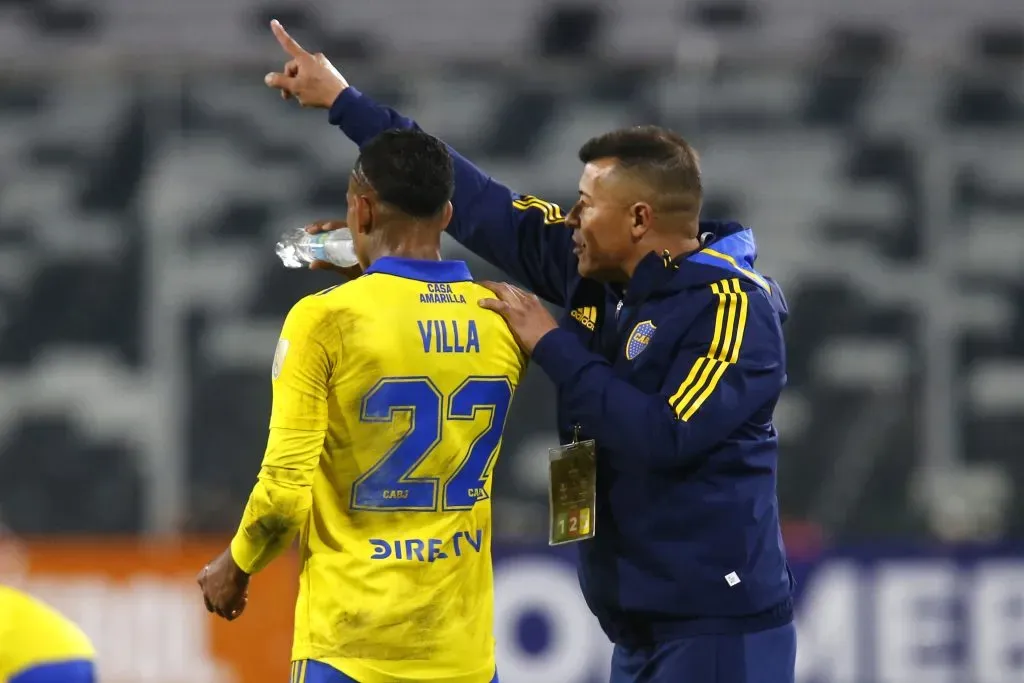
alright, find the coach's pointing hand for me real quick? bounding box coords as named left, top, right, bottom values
left=478, top=281, right=559, bottom=355
left=265, top=20, right=348, bottom=109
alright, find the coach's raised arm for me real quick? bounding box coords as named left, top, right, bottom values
left=264, top=20, right=575, bottom=307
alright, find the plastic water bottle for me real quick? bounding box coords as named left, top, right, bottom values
left=275, top=228, right=359, bottom=269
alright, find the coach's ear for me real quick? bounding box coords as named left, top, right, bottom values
left=304, top=221, right=364, bottom=279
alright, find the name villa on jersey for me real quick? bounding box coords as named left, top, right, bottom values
left=418, top=319, right=481, bottom=353
left=419, top=282, right=466, bottom=304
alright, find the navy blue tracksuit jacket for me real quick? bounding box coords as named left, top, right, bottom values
left=329, top=87, right=795, bottom=645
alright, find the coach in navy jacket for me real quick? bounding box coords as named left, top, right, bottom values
left=262, top=21, right=797, bottom=683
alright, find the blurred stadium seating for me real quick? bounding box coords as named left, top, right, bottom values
left=0, top=0, right=1023, bottom=546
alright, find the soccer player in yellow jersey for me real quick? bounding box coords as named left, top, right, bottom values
left=0, top=586, right=96, bottom=683
left=197, top=129, right=526, bottom=683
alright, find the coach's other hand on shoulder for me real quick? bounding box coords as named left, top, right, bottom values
left=197, top=547, right=250, bottom=622
left=265, top=19, right=348, bottom=109
left=305, top=220, right=364, bottom=279
left=478, top=281, right=558, bottom=354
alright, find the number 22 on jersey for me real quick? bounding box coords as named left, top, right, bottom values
left=351, top=376, right=513, bottom=512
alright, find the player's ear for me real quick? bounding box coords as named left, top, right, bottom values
left=438, top=200, right=454, bottom=231
left=354, top=194, right=374, bottom=234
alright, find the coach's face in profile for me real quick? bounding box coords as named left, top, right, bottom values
left=566, top=158, right=653, bottom=283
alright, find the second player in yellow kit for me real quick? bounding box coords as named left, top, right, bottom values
left=198, top=130, right=525, bottom=683
left=264, top=259, right=522, bottom=683
left=0, top=586, right=96, bottom=683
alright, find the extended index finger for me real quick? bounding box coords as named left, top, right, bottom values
left=270, top=19, right=307, bottom=58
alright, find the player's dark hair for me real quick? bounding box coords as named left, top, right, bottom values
left=578, top=125, right=702, bottom=214
left=353, top=129, right=454, bottom=218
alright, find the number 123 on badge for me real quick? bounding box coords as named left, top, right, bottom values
left=548, top=434, right=597, bottom=545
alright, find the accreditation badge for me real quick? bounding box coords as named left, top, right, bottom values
left=548, top=425, right=597, bottom=545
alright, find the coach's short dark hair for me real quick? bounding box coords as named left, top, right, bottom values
left=354, top=129, right=454, bottom=218
left=578, top=125, right=702, bottom=214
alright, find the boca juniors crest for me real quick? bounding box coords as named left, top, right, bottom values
left=625, top=320, right=656, bottom=360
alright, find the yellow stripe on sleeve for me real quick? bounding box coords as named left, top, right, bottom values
left=728, top=279, right=749, bottom=364
left=680, top=357, right=732, bottom=421
left=513, top=195, right=564, bottom=219
left=671, top=356, right=726, bottom=418
left=512, top=195, right=565, bottom=224
left=669, top=279, right=749, bottom=421
left=668, top=281, right=730, bottom=408
left=514, top=199, right=562, bottom=224
left=707, top=280, right=733, bottom=361
left=290, top=662, right=296, bottom=683
left=669, top=356, right=710, bottom=407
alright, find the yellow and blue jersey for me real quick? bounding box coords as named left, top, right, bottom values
left=0, top=586, right=95, bottom=683
left=230, top=257, right=526, bottom=683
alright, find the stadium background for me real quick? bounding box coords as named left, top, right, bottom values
left=0, top=0, right=1022, bottom=681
